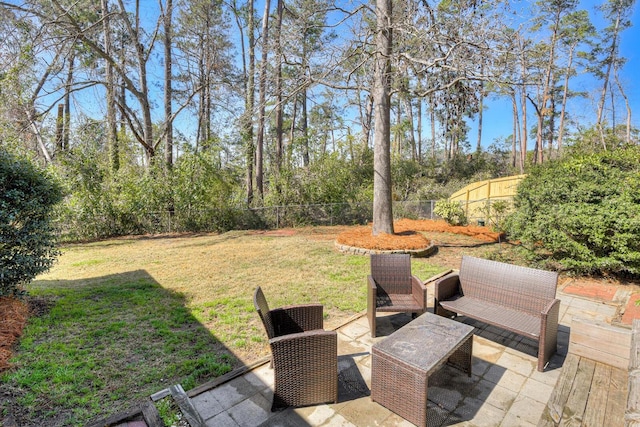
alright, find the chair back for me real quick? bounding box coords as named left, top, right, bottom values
left=459, top=255, right=558, bottom=315
left=254, top=286, right=276, bottom=339
left=370, top=253, right=412, bottom=295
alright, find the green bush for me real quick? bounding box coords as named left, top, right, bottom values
left=478, top=200, right=511, bottom=231
left=54, top=146, right=247, bottom=240
left=434, top=199, right=467, bottom=226
left=505, top=146, right=640, bottom=277
left=0, top=150, right=63, bottom=296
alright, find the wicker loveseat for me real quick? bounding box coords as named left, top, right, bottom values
left=434, top=255, right=560, bottom=372
left=253, top=286, right=338, bottom=410
left=367, top=253, right=428, bottom=338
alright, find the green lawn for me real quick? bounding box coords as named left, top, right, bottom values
left=1, top=228, right=446, bottom=426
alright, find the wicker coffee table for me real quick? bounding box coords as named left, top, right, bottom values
left=371, top=312, right=474, bottom=426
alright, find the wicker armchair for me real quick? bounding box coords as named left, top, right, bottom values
left=367, top=253, right=427, bottom=338
left=253, top=286, right=338, bottom=411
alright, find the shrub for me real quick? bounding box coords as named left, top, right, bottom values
left=0, top=150, right=63, bottom=296
left=434, top=199, right=467, bottom=226
left=505, top=146, right=640, bottom=277
left=477, top=200, right=511, bottom=231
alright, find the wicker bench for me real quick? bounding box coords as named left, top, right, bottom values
left=434, top=255, right=560, bottom=372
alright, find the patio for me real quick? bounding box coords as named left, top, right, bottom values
left=183, top=279, right=628, bottom=427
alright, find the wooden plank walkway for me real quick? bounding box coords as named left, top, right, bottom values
left=538, top=353, right=627, bottom=427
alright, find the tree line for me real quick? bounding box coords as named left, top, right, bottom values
left=0, top=0, right=637, bottom=238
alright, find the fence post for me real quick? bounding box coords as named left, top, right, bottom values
left=465, top=189, right=470, bottom=219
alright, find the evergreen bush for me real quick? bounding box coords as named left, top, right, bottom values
left=505, top=146, right=640, bottom=277
left=0, top=150, right=63, bottom=296
left=434, top=199, right=467, bottom=226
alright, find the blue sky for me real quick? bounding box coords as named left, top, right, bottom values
left=470, top=0, right=640, bottom=148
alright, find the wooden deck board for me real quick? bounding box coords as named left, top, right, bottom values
left=582, top=362, right=611, bottom=426
left=538, top=355, right=627, bottom=427
left=560, top=357, right=595, bottom=427
left=606, top=366, right=627, bottom=427
left=540, top=354, right=580, bottom=426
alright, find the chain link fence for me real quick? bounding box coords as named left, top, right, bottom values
left=56, top=201, right=439, bottom=241
left=56, top=199, right=513, bottom=242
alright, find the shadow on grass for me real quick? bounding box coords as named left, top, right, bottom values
left=0, top=270, right=307, bottom=427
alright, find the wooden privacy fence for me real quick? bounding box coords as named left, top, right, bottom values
left=448, top=174, right=526, bottom=224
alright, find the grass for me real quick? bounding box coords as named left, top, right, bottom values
left=2, top=278, right=232, bottom=425
left=1, top=227, right=447, bottom=426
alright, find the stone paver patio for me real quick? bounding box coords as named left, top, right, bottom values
left=187, top=279, right=629, bottom=427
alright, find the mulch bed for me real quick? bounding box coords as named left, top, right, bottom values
left=0, top=297, right=29, bottom=372
left=394, top=219, right=504, bottom=243
left=336, top=219, right=503, bottom=250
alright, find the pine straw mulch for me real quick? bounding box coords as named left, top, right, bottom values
left=0, top=297, right=29, bottom=372
left=335, top=218, right=504, bottom=250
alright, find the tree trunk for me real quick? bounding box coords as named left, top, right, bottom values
left=241, top=0, right=256, bottom=204
left=536, top=8, right=562, bottom=164
left=595, top=11, right=620, bottom=149
left=405, top=98, right=417, bottom=160
left=477, top=80, right=484, bottom=152
left=510, top=91, right=519, bottom=170
left=372, top=0, right=394, bottom=236
left=63, top=50, right=74, bottom=151
left=547, top=89, right=556, bottom=158
left=289, top=97, right=297, bottom=165
left=134, top=0, right=154, bottom=164
left=430, top=98, right=436, bottom=159
left=301, top=89, right=309, bottom=167
left=55, top=103, right=64, bottom=154
left=102, top=0, right=119, bottom=172
left=417, top=97, right=422, bottom=162
left=274, top=0, right=284, bottom=172
left=556, top=44, right=575, bottom=155
left=164, top=0, right=173, bottom=170
left=255, top=0, right=271, bottom=198
left=614, top=62, right=632, bottom=144
left=519, top=38, right=528, bottom=170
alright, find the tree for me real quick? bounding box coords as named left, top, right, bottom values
left=531, top=0, right=578, bottom=164
left=163, top=0, right=174, bottom=170
left=371, top=0, right=393, bottom=236
left=102, top=0, right=119, bottom=172
left=231, top=0, right=257, bottom=205
left=0, top=149, right=63, bottom=296
left=556, top=10, right=595, bottom=153
left=593, top=0, right=635, bottom=148
left=254, top=0, right=272, bottom=199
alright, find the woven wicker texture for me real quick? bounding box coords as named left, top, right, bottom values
left=371, top=313, right=474, bottom=426
left=367, top=254, right=427, bottom=337
left=435, top=255, right=560, bottom=372
left=254, top=287, right=338, bottom=410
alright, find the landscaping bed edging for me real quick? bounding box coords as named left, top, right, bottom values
left=334, top=241, right=438, bottom=257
